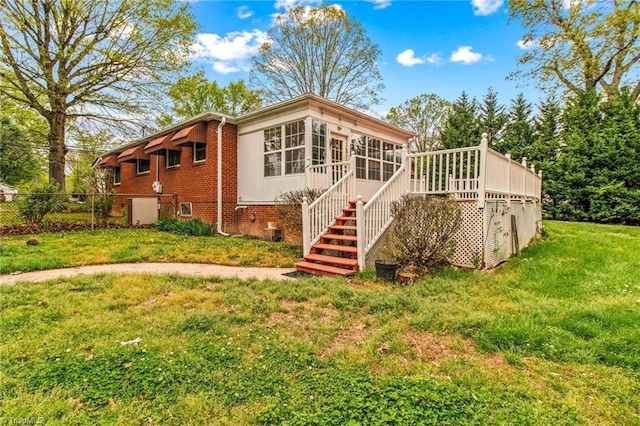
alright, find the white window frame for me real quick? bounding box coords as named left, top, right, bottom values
left=166, top=149, right=181, bottom=168
left=136, top=159, right=150, bottom=175
left=112, top=167, right=121, bottom=185
left=193, top=142, right=206, bottom=163
left=179, top=202, right=192, bottom=217
left=263, top=119, right=307, bottom=177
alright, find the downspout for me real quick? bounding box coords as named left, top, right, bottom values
left=217, top=117, right=230, bottom=236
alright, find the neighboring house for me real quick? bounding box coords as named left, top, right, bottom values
left=97, top=93, right=542, bottom=276
left=0, top=182, right=18, bottom=202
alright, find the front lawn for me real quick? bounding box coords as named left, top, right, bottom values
left=1, top=221, right=639, bottom=424
left=0, top=229, right=302, bottom=273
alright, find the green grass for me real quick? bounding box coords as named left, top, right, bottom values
left=1, top=221, right=639, bottom=424
left=0, top=229, right=302, bottom=273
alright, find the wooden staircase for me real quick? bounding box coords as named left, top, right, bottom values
left=295, top=200, right=364, bottom=277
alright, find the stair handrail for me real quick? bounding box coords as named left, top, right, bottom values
left=356, top=146, right=409, bottom=270
left=302, top=156, right=356, bottom=256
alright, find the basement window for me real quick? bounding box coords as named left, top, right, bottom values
left=179, top=202, right=192, bottom=217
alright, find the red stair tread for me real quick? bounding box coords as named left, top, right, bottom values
left=304, top=254, right=358, bottom=267
left=295, top=261, right=355, bottom=276
left=313, top=243, right=358, bottom=253
left=335, top=216, right=357, bottom=221
left=329, top=225, right=357, bottom=231
left=321, top=234, right=357, bottom=242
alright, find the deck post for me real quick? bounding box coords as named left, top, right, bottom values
left=349, top=154, right=357, bottom=198
left=402, top=144, right=410, bottom=193
left=302, top=196, right=310, bottom=256
left=356, top=195, right=365, bottom=271
left=506, top=153, right=512, bottom=207
left=477, top=133, right=488, bottom=208
left=538, top=170, right=543, bottom=202
left=522, top=157, right=527, bottom=203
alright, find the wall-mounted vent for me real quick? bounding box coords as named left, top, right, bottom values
left=179, top=202, right=192, bottom=217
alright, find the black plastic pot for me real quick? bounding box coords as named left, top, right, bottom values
left=375, top=260, right=398, bottom=282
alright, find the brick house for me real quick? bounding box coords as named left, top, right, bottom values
left=98, top=93, right=542, bottom=275
left=96, top=93, right=414, bottom=238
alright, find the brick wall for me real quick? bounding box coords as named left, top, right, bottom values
left=109, top=119, right=243, bottom=233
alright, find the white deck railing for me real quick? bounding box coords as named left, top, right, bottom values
left=301, top=134, right=543, bottom=269
left=356, top=148, right=408, bottom=269
left=306, top=159, right=350, bottom=191
left=301, top=156, right=356, bottom=255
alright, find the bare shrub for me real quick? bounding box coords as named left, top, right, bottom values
left=390, top=194, right=462, bottom=271
left=275, top=188, right=325, bottom=235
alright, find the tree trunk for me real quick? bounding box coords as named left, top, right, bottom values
left=48, top=111, right=68, bottom=192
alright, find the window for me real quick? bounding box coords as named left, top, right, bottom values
left=194, top=142, right=206, bottom=162
left=312, top=120, right=326, bottom=165
left=136, top=159, right=150, bottom=174
left=166, top=149, right=181, bottom=168
left=284, top=120, right=305, bottom=174
left=179, top=202, right=192, bottom=217
left=113, top=167, right=121, bottom=185
left=264, top=120, right=306, bottom=176
left=264, top=126, right=282, bottom=177
left=352, top=135, right=401, bottom=181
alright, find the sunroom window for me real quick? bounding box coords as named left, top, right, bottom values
left=264, top=119, right=306, bottom=176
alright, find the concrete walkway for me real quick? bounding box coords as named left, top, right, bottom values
left=0, top=263, right=298, bottom=285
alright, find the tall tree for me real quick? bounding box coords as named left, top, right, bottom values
left=440, top=92, right=481, bottom=149
left=478, top=87, right=507, bottom=147
left=158, top=71, right=262, bottom=126
left=250, top=4, right=384, bottom=110
left=67, top=126, right=118, bottom=195
left=496, top=93, right=535, bottom=161
left=0, top=0, right=197, bottom=191
left=386, top=94, right=451, bottom=152
left=509, top=0, right=640, bottom=100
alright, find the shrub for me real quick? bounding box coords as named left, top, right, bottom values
left=93, top=192, right=115, bottom=224
left=275, top=187, right=325, bottom=234
left=390, top=195, right=462, bottom=271
left=155, top=217, right=215, bottom=236
left=17, top=183, right=67, bottom=224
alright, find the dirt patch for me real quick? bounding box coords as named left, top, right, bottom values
left=404, top=329, right=508, bottom=369
left=320, top=320, right=370, bottom=358
left=267, top=299, right=340, bottom=329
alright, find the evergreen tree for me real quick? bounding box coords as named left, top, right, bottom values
left=440, top=91, right=481, bottom=149
left=478, top=87, right=507, bottom=147
left=497, top=93, right=535, bottom=161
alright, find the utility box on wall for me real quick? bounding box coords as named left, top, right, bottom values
left=128, top=197, right=159, bottom=226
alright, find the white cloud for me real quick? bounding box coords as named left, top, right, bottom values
left=516, top=39, right=536, bottom=50
left=471, top=0, right=503, bottom=16
left=367, top=0, right=392, bottom=10
left=213, top=62, right=241, bottom=75
left=191, top=30, right=269, bottom=74
left=397, top=49, right=425, bottom=67
left=450, top=46, right=490, bottom=64
left=397, top=49, right=443, bottom=67
left=236, top=5, right=254, bottom=19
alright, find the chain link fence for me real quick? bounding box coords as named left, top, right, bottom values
left=0, top=192, right=180, bottom=236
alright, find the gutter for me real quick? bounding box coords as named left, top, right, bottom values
left=217, top=117, right=230, bottom=236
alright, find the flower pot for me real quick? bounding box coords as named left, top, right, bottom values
left=397, top=270, right=418, bottom=285
left=375, top=260, right=397, bottom=282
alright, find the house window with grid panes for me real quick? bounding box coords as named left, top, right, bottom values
left=382, top=142, right=396, bottom=180
left=284, top=120, right=305, bottom=174
left=264, top=126, right=282, bottom=177
left=367, top=138, right=381, bottom=180
left=312, top=120, right=326, bottom=165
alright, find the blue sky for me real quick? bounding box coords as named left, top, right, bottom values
left=188, top=0, right=541, bottom=115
